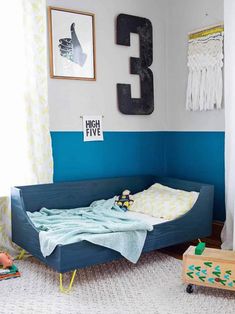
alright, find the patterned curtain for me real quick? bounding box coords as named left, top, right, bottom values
left=0, top=0, right=53, bottom=255
left=0, top=198, right=18, bottom=256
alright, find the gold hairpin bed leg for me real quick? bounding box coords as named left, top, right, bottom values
left=18, top=249, right=26, bottom=260
left=59, top=270, right=77, bottom=293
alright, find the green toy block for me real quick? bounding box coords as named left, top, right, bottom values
left=195, top=242, right=206, bottom=255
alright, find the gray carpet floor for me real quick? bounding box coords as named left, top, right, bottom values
left=0, top=251, right=234, bottom=314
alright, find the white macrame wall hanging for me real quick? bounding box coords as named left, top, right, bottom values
left=186, top=25, right=224, bottom=111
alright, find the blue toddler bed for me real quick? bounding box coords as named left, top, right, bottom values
left=11, top=176, right=214, bottom=289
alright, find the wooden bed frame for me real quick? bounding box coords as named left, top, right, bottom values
left=11, top=176, right=214, bottom=276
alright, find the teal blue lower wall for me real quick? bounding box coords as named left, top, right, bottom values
left=165, top=132, right=225, bottom=221
left=51, top=131, right=167, bottom=181
left=51, top=131, right=225, bottom=221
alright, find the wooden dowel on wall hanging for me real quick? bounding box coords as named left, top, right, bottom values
left=189, top=23, right=224, bottom=40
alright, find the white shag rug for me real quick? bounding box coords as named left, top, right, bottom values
left=0, top=251, right=235, bottom=314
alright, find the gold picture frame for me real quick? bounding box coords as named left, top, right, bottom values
left=48, top=6, right=96, bottom=80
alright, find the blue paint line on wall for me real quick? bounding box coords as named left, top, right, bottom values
left=51, top=131, right=167, bottom=182
left=51, top=131, right=225, bottom=221
left=165, top=132, right=225, bottom=221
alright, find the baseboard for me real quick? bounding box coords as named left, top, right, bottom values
left=212, top=220, right=223, bottom=239
left=200, top=220, right=223, bottom=248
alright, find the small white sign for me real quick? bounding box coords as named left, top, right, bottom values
left=82, top=115, right=104, bottom=142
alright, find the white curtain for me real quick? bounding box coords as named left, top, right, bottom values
left=0, top=0, right=53, bottom=255
left=221, top=0, right=235, bottom=250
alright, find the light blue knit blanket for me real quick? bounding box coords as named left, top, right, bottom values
left=27, top=197, right=153, bottom=263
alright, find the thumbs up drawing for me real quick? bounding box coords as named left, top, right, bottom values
left=58, top=23, right=87, bottom=67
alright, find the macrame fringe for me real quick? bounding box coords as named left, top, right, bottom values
left=186, top=32, right=224, bottom=111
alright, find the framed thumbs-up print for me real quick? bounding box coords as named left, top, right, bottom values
left=48, top=7, right=96, bottom=80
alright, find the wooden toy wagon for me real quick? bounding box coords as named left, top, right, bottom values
left=182, top=245, right=235, bottom=293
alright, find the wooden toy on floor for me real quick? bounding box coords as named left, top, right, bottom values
left=182, top=243, right=235, bottom=293
left=0, top=264, right=21, bottom=281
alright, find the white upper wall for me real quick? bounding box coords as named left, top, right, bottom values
left=47, top=0, right=224, bottom=132
left=166, top=0, right=224, bottom=131
left=47, top=0, right=168, bottom=131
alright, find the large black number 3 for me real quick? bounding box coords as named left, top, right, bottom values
left=116, top=14, right=154, bottom=115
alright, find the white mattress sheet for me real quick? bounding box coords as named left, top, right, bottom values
left=124, top=211, right=168, bottom=226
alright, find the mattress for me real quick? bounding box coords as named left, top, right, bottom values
left=124, top=211, right=168, bottom=225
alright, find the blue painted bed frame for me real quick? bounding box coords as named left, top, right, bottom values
left=11, top=176, right=214, bottom=273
